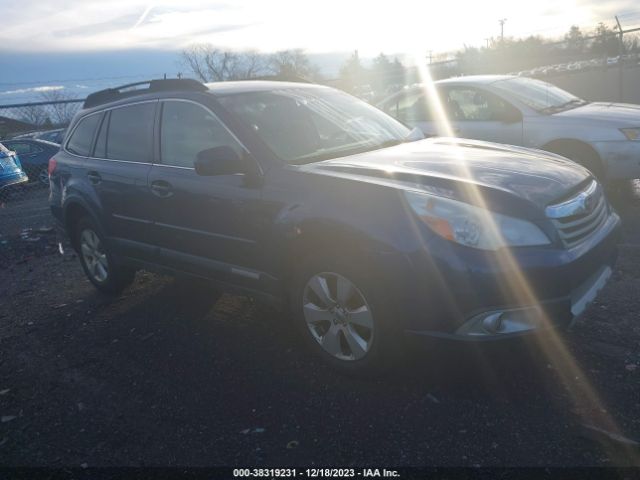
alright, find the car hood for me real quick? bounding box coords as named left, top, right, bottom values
left=554, top=101, right=640, bottom=125
left=304, top=138, right=591, bottom=208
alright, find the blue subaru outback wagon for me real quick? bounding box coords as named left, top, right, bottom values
left=49, top=79, right=620, bottom=374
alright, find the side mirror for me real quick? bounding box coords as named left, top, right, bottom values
left=195, top=146, right=244, bottom=176
left=498, top=108, right=522, bottom=124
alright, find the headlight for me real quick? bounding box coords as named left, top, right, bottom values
left=404, top=190, right=550, bottom=250
left=620, top=128, right=640, bottom=141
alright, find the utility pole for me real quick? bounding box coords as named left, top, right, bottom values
left=615, top=15, right=624, bottom=102
left=499, top=18, right=507, bottom=42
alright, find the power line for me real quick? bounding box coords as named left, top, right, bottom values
left=616, top=10, right=640, bottom=19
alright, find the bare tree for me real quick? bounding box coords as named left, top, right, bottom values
left=565, top=25, right=585, bottom=54
left=338, top=50, right=368, bottom=93
left=181, top=44, right=269, bottom=82
left=18, top=104, right=48, bottom=128
left=244, top=51, right=269, bottom=78
left=39, top=89, right=80, bottom=126
left=269, top=49, right=318, bottom=80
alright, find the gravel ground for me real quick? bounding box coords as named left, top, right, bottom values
left=0, top=184, right=639, bottom=468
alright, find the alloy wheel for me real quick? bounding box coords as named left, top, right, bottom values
left=80, top=229, right=109, bottom=283
left=38, top=168, right=49, bottom=185
left=302, top=272, right=374, bottom=361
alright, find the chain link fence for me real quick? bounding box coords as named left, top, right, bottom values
left=0, top=101, right=79, bottom=272
left=0, top=177, right=59, bottom=272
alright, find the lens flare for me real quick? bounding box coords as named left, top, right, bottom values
left=404, top=53, right=639, bottom=465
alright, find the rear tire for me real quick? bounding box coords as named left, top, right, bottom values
left=74, top=217, right=135, bottom=294
left=37, top=167, right=49, bottom=186
left=290, top=254, right=401, bottom=377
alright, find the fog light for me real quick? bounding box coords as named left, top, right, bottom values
left=456, top=306, right=543, bottom=336
left=481, top=312, right=504, bottom=333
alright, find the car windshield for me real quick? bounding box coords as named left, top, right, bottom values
left=492, top=77, right=588, bottom=113
left=218, top=87, right=410, bottom=164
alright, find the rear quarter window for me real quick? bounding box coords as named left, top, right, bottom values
left=66, top=114, right=101, bottom=156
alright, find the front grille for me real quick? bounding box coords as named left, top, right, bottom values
left=546, top=181, right=609, bottom=248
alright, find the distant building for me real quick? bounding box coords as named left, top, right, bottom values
left=0, top=116, right=36, bottom=139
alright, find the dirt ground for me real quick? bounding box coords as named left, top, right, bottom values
left=0, top=184, right=639, bottom=468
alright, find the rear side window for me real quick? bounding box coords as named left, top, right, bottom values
left=106, top=103, right=155, bottom=162
left=6, top=142, right=43, bottom=154
left=94, top=112, right=108, bottom=159
left=66, top=114, right=101, bottom=156
left=160, top=101, right=242, bottom=168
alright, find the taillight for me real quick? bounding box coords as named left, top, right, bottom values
left=48, top=157, right=57, bottom=176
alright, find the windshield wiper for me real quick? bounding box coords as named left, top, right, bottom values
left=290, top=138, right=409, bottom=165
left=541, top=98, right=588, bottom=114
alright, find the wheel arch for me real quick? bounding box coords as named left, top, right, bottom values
left=278, top=218, right=412, bottom=305
left=280, top=220, right=384, bottom=283
left=541, top=138, right=604, bottom=176
left=62, top=198, right=101, bottom=251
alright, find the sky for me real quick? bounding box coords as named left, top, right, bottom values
left=1, top=0, right=639, bottom=103
left=2, top=0, right=637, bottom=54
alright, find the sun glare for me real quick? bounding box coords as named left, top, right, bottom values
left=405, top=53, right=639, bottom=465
left=0, top=0, right=610, bottom=53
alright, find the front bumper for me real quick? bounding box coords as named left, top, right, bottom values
left=0, top=172, right=29, bottom=191
left=431, top=263, right=611, bottom=341
left=402, top=211, right=621, bottom=342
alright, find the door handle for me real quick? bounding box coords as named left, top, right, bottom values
left=87, top=171, right=102, bottom=185
left=150, top=180, right=174, bottom=198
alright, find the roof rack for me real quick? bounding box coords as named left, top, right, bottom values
left=83, top=78, right=208, bottom=108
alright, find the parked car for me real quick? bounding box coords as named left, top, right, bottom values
left=34, top=128, right=65, bottom=145
left=0, top=141, right=29, bottom=192
left=50, top=79, right=620, bottom=374
left=1, top=139, right=60, bottom=185
left=13, top=128, right=65, bottom=145
left=378, top=75, right=640, bottom=180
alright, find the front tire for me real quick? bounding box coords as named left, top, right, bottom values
left=74, top=217, right=135, bottom=294
left=290, top=255, right=400, bottom=376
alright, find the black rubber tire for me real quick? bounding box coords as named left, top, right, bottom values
left=37, top=166, right=50, bottom=186
left=547, top=142, right=605, bottom=180
left=26, top=167, right=49, bottom=187
left=74, top=216, right=135, bottom=294
left=289, top=254, right=401, bottom=377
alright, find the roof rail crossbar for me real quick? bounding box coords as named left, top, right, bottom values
left=83, top=78, right=207, bottom=108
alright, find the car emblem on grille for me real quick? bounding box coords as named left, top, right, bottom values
left=545, top=180, right=600, bottom=219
